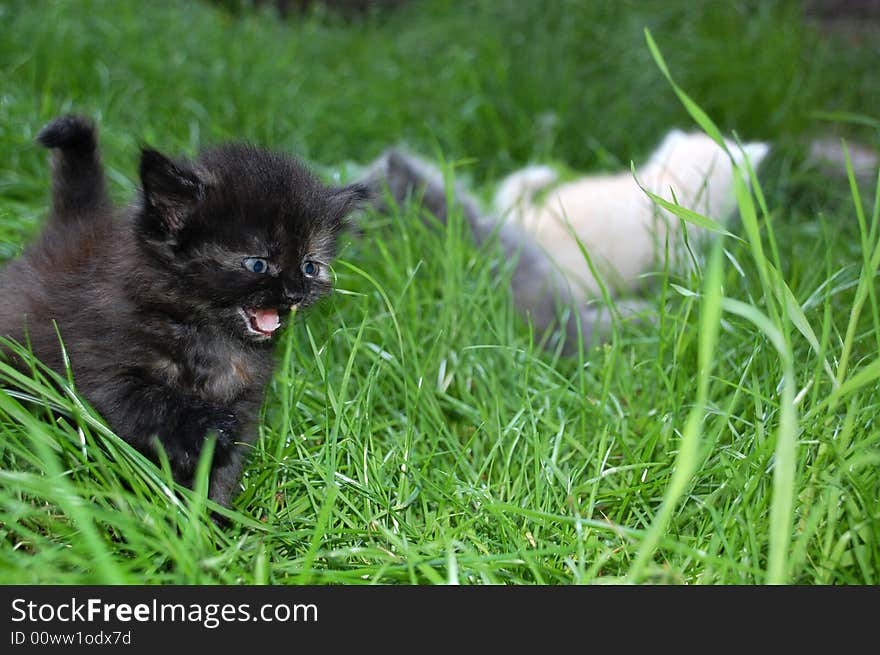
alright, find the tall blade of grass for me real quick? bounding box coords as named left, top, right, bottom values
left=627, top=239, right=724, bottom=582
left=731, top=161, right=800, bottom=583
left=632, top=166, right=737, bottom=237
left=644, top=28, right=727, bottom=151
left=765, top=261, right=836, bottom=385
left=870, top=171, right=880, bottom=354
left=732, top=167, right=779, bottom=317
left=734, top=147, right=833, bottom=380
left=835, top=165, right=880, bottom=389
left=718, top=297, right=797, bottom=583
left=845, top=140, right=880, bottom=349
left=644, top=30, right=804, bottom=582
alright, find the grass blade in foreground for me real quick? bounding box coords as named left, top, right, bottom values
left=627, top=239, right=724, bottom=582
left=643, top=28, right=804, bottom=583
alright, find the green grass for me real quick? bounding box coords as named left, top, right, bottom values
left=0, top=0, right=879, bottom=584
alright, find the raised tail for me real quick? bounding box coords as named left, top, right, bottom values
left=36, top=114, right=110, bottom=221
left=492, top=165, right=559, bottom=219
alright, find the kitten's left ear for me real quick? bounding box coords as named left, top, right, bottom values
left=139, top=148, right=213, bottom=233
left=328, top=183, right=372, bottom=222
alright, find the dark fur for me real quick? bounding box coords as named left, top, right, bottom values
left=0, top=115, right=367, bottom=506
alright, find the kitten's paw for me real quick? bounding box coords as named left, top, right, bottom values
left=199, top=409, right=239, bottom=451
left=176, top=406, right=239, bottom=465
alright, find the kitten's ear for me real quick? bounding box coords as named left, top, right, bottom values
left=651, top=129, right=688, bottom=163
left=327, top=182, right=371, bottom=222
left=741, top=142, right=770, bottom=169
left=139, top=148, right=211, bottom=233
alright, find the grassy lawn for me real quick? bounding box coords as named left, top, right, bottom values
left=0, top=0, right=878, bottom=584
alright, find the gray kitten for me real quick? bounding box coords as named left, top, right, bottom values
left=360, top=149, right=621, bottom=352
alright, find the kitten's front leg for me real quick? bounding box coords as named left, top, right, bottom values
left=93, top=374, right=240, bottom=492
left=174, top=405, right=240, bottom=484
left=205, top=395, right=262, bottom=508
left=207, top=449, right=246, bottom=509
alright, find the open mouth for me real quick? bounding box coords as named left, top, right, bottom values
left=238, top=307, right=281, bottom=340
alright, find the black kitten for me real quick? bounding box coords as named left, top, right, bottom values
left=0, top=115, right=367, bottom=507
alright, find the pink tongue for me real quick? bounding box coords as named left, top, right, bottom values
left=252, top=308, right=280, bottom=333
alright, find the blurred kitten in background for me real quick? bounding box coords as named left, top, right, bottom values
left=361, top=130, right=769, bottom=352
left=493, top=130, right=769, bottom=302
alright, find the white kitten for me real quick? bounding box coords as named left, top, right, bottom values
left=494, top=130, right=769, bottom=301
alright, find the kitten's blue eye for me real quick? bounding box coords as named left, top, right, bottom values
left=243, top=257, right=269, bottom=274
left=302, top=260, right=319, bottom=277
